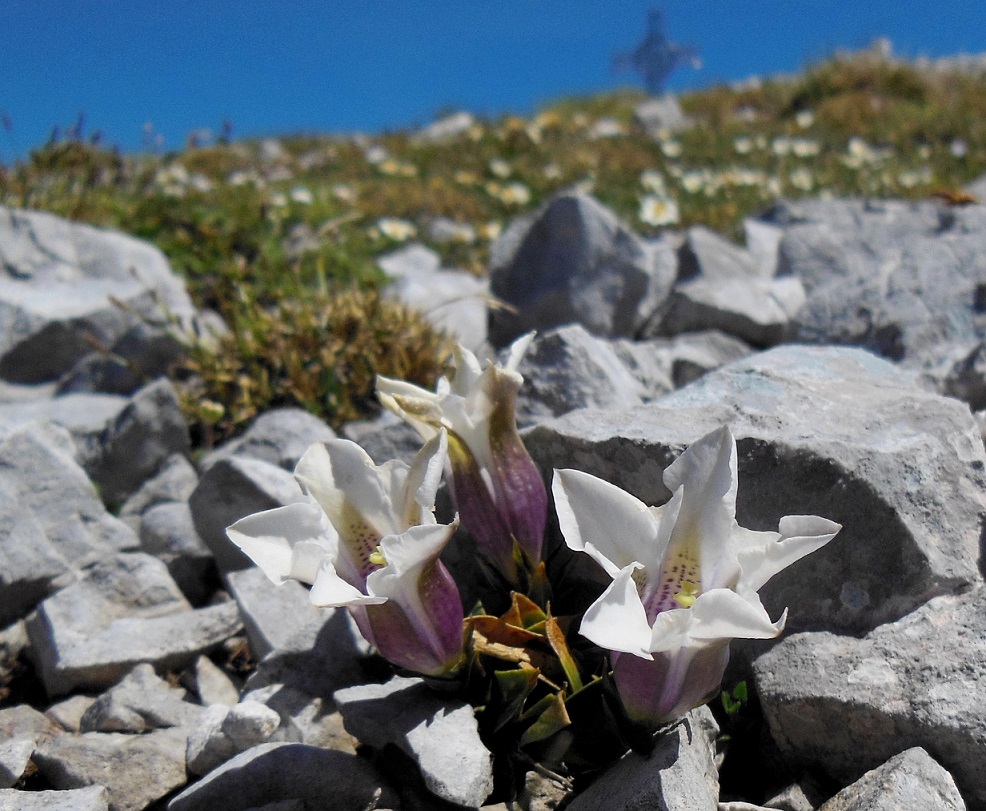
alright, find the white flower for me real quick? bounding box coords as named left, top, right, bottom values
left=227, top=434, right=465, bottom=676
left=289, top=186, right=314, bottom=205
left=795, top=109, right=815, bottom=129
left=639, top=195, right=680, bottom=226
left=640, top=169, right=667, bottom=195
left=791, top=138, right=820, bottom=158
left=377, top=218, right=417, bottom=241
left=377, top=335, right=547, bottom=585
left=489, top=158, right=512, bottom=178
left=660, top=139, right=683, bottom=158
left=552, top=426, right=839, bottom=725
left=789, top=167, right=814, bottom=191
left=733, top=136, right=754, bottom=155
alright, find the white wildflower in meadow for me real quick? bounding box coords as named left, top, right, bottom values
left=722, top=167, right=767, bottom=187
left=589, top=118, right=626, bottom=139
left=767, top=176, right=783, bottom=197
left=188, top=173, right=213, bottom=193
left=228, top=169, right=264, bottom=188
left=364, top=145, right=388, bottom=164
left=791, top=138, right=820, bottom=158
left=543, top=163, right=562, bottom=180
left=789, top=167, right=814, bottom=191
left=499, top=182, right=532, bottom=206
left=479, top=221, right=503, bottom=241
left=376, top=218, right=417, bottom=241
left=897, top=166, right=932, bottom=188
left=489, top=158, right=512, bottom=178
left=917, top=144, right=932, bottom=160
left=733, top=136, right=754, bottom=155
left=681, top=171, right=706, bottom=194
left=331, top=183, right=357, bottom=204
left=269, top=192, right=288, bottom=208
left=771, top=136, right=792, bottom=156
left=639, top=195, right=680, bottom=227
left=660, top=139, right=684, bottom=159
left=843, top=137, right=892, bottom=168
left=289, top=187, right=314, bottom=205
left=795, top=109, right=815, bottom=129
left=951, top=138, right=968, bottom=158
left=640, top=169, right=668, bottom=195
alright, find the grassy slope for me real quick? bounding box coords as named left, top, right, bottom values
left=2, top=48, right=985, bottom=443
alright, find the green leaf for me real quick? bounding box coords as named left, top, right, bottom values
left=519, top=693, right=571, bottom=747
left=491, top=666, right=539, bottom=732
left=545, top=616, right=583, bottom=693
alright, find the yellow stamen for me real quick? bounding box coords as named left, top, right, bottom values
left=673, top=581, right=700, bottom=608
left=369, top=548, right=387, bottom=567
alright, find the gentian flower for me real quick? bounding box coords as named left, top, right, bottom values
left=226, top=432, right=465, bottom=677
left=552, top=426, right=840, bottom=727
left=376, top=335, right=547, bottom=587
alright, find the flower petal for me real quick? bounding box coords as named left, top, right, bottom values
left=661, top=426, right=738, bottom=589
left=579, top=563, right=654, bottom=659
left=226, top=502, right=335, bottom=586
left=735, top=515, right=841, bottom=593
left=295, top=439, right=400, bottom=538
left=648, top=588, right=784, bottom=653
left=375, top=375, right=445, bottom=440
left=309, top=558, right=386, bottom=607
left=552, top=468, right=662, bottom=577
left=401, top=429, right=448, bottom=527
left=503, top=331, right=535, bottom=373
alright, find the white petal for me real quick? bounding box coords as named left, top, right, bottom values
left=401, top=429, right=448, bottom=526
left=375, top=376, right=444, bottom=440
left=652, top=589, right=784, bottom=651
left=226, top=502, right=334, bottom=586
left=662, top=426, right=738, bottom=587
left=295, top=439, right=400, bottom=537
left=736, top=515, right=841, bottom=593
left=579, top=564, right=654, bottom=659
left=552, top=468, right=662, bottom=577
left=309, top=558, right=386, bottom=607
left=372, top=522, right=458, bottom=584
left=504, top=331, right=535, bottom=373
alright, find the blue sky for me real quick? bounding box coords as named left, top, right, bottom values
left=2, top=2, right=986, bottom=161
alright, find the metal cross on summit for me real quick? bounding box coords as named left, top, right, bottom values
left=613, top=8, right=701, bottom=94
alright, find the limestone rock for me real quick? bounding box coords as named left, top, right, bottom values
left=84, top=378, right=191, bottom=505
left=0, top=206, right=195, bottom=384
left=335, top=675, right=494, bottom=808
left=769, top=197, right=986, bottom=379
left=0, top=734, right=37, bottom=788
left=186, top=655, right=240, bottom=707
left=80, top=663, right=204, bottom=733
left=199, top=408, right=336, bottom=473
left=0, top=786, right=109, bottom=811
left=567, top=707, right=719, bottom=810
left=385, top=265, right=489, bottom=351
left=755, top=589, right=986, bottom=808
left=119, top=453, right=199, bottom=520
left=168, top=742, right=398, bottom=811
left=817, top=748, right=965, bottom=811
left=27, top=553, right=242, bottom=696
left=634, top=94, right=692, bottom=137
left=514, top=324, right=648, bottom=426
left=489, top=190, right=676, bottom=345
left=0, top=424, right=137, bottom=625
left=33, top=728, right=187, bottom=811
left=138, top=501, right=215, bottom=604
